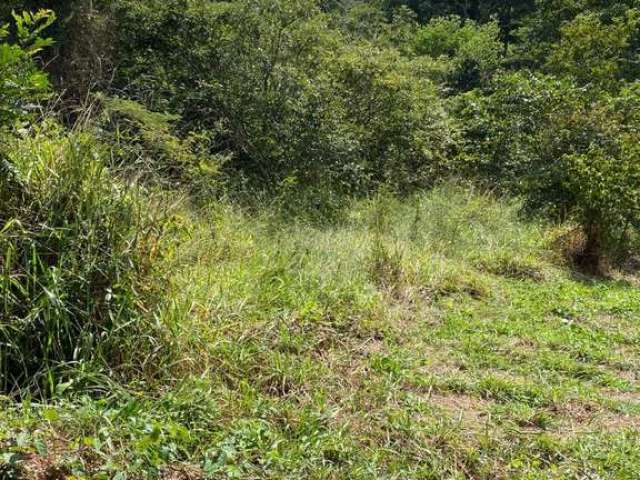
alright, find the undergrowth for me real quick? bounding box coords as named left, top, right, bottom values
left=1, top=3, right=640, bottom=478
left=0, top=123, right=170, bottom=396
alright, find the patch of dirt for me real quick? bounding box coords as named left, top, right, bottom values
left=426, top=391, right=494, bottom=425
left=162, top=464, right=205, bottom=480
left=603, top=389, right=640, bottom=405
left=510, top=337, right=539, bottom=350
left=477, top=257, right=547, bottom=282
left=355, top=338, right=386, bottom=358
left=416, top=359, right=468, bottom=377
left=15, top=453, right=69, bottom=480
left=308, top=340, right=377, bottom=403
left=594, top=413, right=640, bottom=432
left=614, top=272, right=640, bottom=288
left=587, top=315, right=637, bottom=336
left=611, top=368, right=638, bottom=383
left=552, top=398, right=640, bottom=434
left=410, top=345, right=470, bottom=377
left=551, top=399, right=601, bottom=425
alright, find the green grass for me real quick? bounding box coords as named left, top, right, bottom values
left=1, top=184, right=639, bottom=479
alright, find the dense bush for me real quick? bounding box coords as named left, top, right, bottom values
left=412, top=15, right=503, bottom=91
left=107, top=0, right=454, bottom=192
left=451, top=3, right=640, bottom=268
left=545, top=8, right=640, bottom=91
left=326, top=44, right=456, bottom=190
left=1, top=2, right=113, bottom=101
left=0, top=9, right=53, bottom=128
left=457, top=72, right=640, bottom=266
left=384, top=0, right=535, bottom=38
left=98, top=96, right=222, bottom=194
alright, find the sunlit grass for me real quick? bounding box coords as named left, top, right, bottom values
left=2, top=183, right=639, bottom=479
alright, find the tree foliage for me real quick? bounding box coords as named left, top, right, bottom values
left=102, top=0, right=454, bottom=192
left=413, top=15, right=503, bottom=91
left=546, top=8, right=640, bottom=90
left=0, top=9, right=53, bottom=128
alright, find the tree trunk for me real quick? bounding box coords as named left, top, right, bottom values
left=579, top=222, right=606, bottom=275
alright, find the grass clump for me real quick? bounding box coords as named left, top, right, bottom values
left=0, top=124, right=166, bottom=396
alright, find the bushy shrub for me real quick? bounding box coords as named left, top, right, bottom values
left=546, top=8, right=640, bottom=91
left=98, top=96, right=223, bottom=195
left=109, top=0, right=331, bottom=185
left=562, top=139, right=640, bottom=262
left=326, top=44, right=456, bottom=191
left=105, top=0, right=455, bottom=193
left=2, top=1, right=114, bottom=101
left=457, top=72, right=640, bottom=267
left=0, top=9, right=53, bottom=128
left=512, top=0, right=639, bottom=68
left=331, top=3, right=418, bottom=50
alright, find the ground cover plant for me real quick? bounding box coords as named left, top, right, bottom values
left=1, top=1, right=640, bottom=479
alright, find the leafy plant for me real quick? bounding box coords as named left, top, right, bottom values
left=457, top=72, right=640, bottom=269
left=99, top=96, right=223, bottom=195
left=546, top=8, right=640, bottom=91
left=88, top=0, right=455, bottom=193
left=0, top=9, right=54, bottom=129
left=413, top=15, right=503, bottom=91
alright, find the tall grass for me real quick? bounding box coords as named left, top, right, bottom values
left=0, top=140, right=552, bottom=399
left=149, top=183, right=552, bottom=384
left=0, top=123, right=166, bottom=396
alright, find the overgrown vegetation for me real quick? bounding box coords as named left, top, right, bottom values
left=0, top=11, right=170, bottom=396
left=1, top=0, right=639, bottom=478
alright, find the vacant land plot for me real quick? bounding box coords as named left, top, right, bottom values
left=2, top=187, right=639, bottom=479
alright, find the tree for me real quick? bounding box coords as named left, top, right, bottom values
left=512, top=0, right=639, bottom=67
left=384, top=0, right=535, bottom=43
left=546, top=8, right=640, bottom=91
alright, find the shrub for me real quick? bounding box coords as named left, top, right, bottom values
left=326, top=44, right=456, bottom=191
left=332, top=3, right=418, bottom=50
left=87, top=0, right=456, bottom=193
left=0, top=9, right=53, bottom=129
left=456, top=72, right=640, bottom=269
left=98, top=96, right=223, bottom=195
left=511, top=0, right=639, bottom=69
left=545, top=8, right=640, bottom=91
left=561, top=137, right=640, bottom=266
left=2, top=2, right=115, bottom=102
left=109, top=0, right=334, bottom=184
left=0, top=10, right=188, bottom=395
